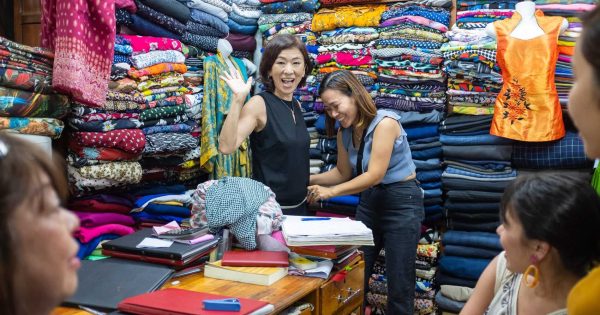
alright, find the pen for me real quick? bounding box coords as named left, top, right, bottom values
left=301, top=217, right=331, bottom=221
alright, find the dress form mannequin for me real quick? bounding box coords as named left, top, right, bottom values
left=485, top=1, right=568, bottom=40
left=217, top=38, right=236, bottom=71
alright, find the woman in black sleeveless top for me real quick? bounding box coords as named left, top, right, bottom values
left=218, top=34, right=313, bottom=215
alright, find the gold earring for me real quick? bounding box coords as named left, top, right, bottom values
left=523, top=264, right=540, bottom=288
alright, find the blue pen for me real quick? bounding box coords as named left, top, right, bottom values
left=301, top=217, right=331, bottom=221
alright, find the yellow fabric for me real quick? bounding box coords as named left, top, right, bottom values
left=154, top=201, right=184, bottom=206
left=311, top=5, right=386, bottom=32
left=451, top=105, right=495, bottom=115
left=567, top=266, right=600, bottom=314
left=490, top=10, right=566, bottom=142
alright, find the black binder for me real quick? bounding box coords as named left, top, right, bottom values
left=63, top=258, right=173, bottom=311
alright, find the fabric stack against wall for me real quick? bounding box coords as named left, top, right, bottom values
left=0, top=37, right=69, bottom=139
left=225, top=0, right=261, bottom=60
left=535, top=1, right=597, bottom=109
left=437, top=230, right=502, bottom=312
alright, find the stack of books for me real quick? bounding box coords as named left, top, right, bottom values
left=203, top=250, right=289, bottom=286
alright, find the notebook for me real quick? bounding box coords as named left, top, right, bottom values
left=118, top=288, right=274, bottom=315
left=204, top=260, right=287, bottom=286
left=101, top=247, right=213, bottom=268
left=63, top=258, right=173, bottom=311
left=221, top=250, right=289, bottom=267
left=102, top=228, right=219, bottom=260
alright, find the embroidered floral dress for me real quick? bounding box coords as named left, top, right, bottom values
left=490, top=10, right=565, bottom=141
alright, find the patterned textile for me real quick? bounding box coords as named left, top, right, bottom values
left=69, top=118, right=142, bottom=132
left=140, top=114, right=189, bottom=128
left=79, top=161, right=142, bottom=183
left=41, top=0, right=115, bottom=107
left=261, top=0, right=318, bottom=14
left=311, top=5, right=385, bottom=32
left=73, top=129, right=146, bottom=154
left=371, top=47, right=441, bottom=58
left=382, top=5, right=450, bottom=25
left=200, top=0, right=232, bottom=13
left=119, top=34, right=183, bottom=54
left=0, top=68, right=53, bottom=93
left=69, top=166, right=133, bottom=194
left=0, top=36, right=53, bottom=60
left=108, top=78, right=138, bottom=93
left=375, top=38, right=443, bottom=50
left=139, top=105, right=186, bottom=121
left=203, top=177, right=270, bottom=249
left=232, top=3, right=262, bottom=18
left=136, top=73, right=183, bottom=91
left=128, top=63, right=187, bottom=78
left=142, top=123, right=193, bottom=135
left=257, top=13, right=312, bottom=25
left=69, top=142, right=141, bottom=161
left=0, top=86, right=69, bottom=118
left=77, top=112, right=140, bottom=122
left=201, top=53, right=251, bottom=178
left=380, top=15, right=448, bottom=33
left=143, top=95, right=187, bottom=109
left=181, top=33, right=219, bottom=53
left=130, top=50, right=185, bottom=69
left=186, top=21, right=227, bottom=38
left=135, top=0, right=186, bottom=35
left=0, top=117, right=64, bottom=138
left=106, top=91, right=147, bottom=104
left=143, top=132, right=198, bottom=154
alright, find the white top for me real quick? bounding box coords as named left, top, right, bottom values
left=484, top=252, right=567, bottom=315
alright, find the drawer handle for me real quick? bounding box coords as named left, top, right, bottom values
left=336, top=288, right=362, bottom=305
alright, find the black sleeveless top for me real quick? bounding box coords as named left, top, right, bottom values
left=250, top=91, right=310, bottom=206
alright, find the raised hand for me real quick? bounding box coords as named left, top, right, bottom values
left=220, top=69, right=253, bottom=101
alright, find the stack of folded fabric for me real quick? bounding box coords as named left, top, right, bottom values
left=456, top=9, right=513, bottom=29
left=512, top=130, right=592, bottom=171
left=73, top=210, right=136, bottom=260
left=367, top=241, right=441, bottom=315
left=225, top=0, right=261, bottom=60
left=456, top=0, right=519, bottom=12
left=0, top=37, right=69, bottom=139
left=442, top=26, right=503, bottom=117
left=131, top=187, right=194, bottom=225
left=535, top=1, right=597, bottom=109
left=440, top=121, right=515, bottom=233
left=437, top=231, right=502, bottom=313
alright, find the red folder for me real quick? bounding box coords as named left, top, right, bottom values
left=118, top=288, right=270, bottom=315
left=221, top=250, right=289, bottom=267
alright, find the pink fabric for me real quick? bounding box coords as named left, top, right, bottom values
left=379, top=16, right=448, bottom=33
left=116, top=0, right=137, bottom=12
left=316, top=51, right=373, bottom=66
left=75, top=211, right=136, bottom=227
left=536, top=4, right=596, bottom=11
left=119, top=35, right=183, bottom=55
left=74, top=224, right=135, bottom=243
left=41, top=0, right=116, bottom=107
left=271, top=231, right=286, bottom=245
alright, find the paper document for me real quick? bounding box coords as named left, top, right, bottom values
left=136, top=237, right=173, bottom=248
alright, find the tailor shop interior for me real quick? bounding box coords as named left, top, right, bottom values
left=1, top=0, right=597, bottom=314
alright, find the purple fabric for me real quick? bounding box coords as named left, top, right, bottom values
left=75, top=211, right=136, bottom=227
left=73, top=194, right=135, bottom=207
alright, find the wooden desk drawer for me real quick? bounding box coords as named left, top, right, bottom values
left=319, top=261, right=364, bottom=315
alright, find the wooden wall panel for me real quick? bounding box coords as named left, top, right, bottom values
left=14, top=0, right=41, bottom=45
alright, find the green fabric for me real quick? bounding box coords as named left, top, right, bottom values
left=592, top=165, right=600, bottom=196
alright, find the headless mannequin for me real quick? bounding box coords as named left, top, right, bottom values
left=217, top=38, right=236, bottom=71
left=485, top=1, right=568, bottom=40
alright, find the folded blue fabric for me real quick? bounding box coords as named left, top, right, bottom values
left=444, top=244, right=500, bottom=259
left=439, top=255, right=491, bottom=280
left=412, top=146, right=443, bottom=160
left=512, top=131, right=592, bottom=169
left=143, top=203, right=191, bottom=217
left=420, top=181, right=442, bottom=190
left=129, top=14, right=181, bottom=39
left=405, top=124, right=439, bottom=141
left=227, top=19, right=258, bottom=35
left=440, top=134, right=514, bottom=146
left=326, top=195, right=359, bottom=206
left=131, top=211, right=186, bottom=224
left=442, top=230, right=502, bottom=250
left=413, top=158, right=442, bottom=171
left=435, top=291, right=466, bottom=313
left=417, top=169, right=443, bottom=183
left=190, top=9, right=229, bottom=34
left=77, top=234, right=121, bottom=259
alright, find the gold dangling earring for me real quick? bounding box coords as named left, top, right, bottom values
left=523, top=264, right=540, bottom=288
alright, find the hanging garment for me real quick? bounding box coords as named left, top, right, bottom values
left=41, top=0, right=116, bottom=107
left=490, top=10, right=565, bottom=141
left=200, top=53, right=251, bottom=178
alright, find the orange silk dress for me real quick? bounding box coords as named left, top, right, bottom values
left=490, top=10, right=565, bottom=142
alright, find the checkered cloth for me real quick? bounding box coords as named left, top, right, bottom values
left=205, top=177, right=270, bottom=250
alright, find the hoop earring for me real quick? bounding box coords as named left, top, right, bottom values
left=523, top=264, right=540, bottom=288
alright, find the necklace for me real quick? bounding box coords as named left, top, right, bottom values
left=274, top=94, right=296, bottom=125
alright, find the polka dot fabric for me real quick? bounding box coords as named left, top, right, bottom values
left=72, top=129, right=146, bottom=154
left=41, top=0, right=116, bottom=107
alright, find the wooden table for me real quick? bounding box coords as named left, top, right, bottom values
left=52, top=272, right=325, bottom=315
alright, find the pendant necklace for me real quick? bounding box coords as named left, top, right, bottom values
left=276, top=95, right=296, bottom=125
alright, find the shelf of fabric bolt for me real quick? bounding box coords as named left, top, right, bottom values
left=52, top=259, right=365, bottom=314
